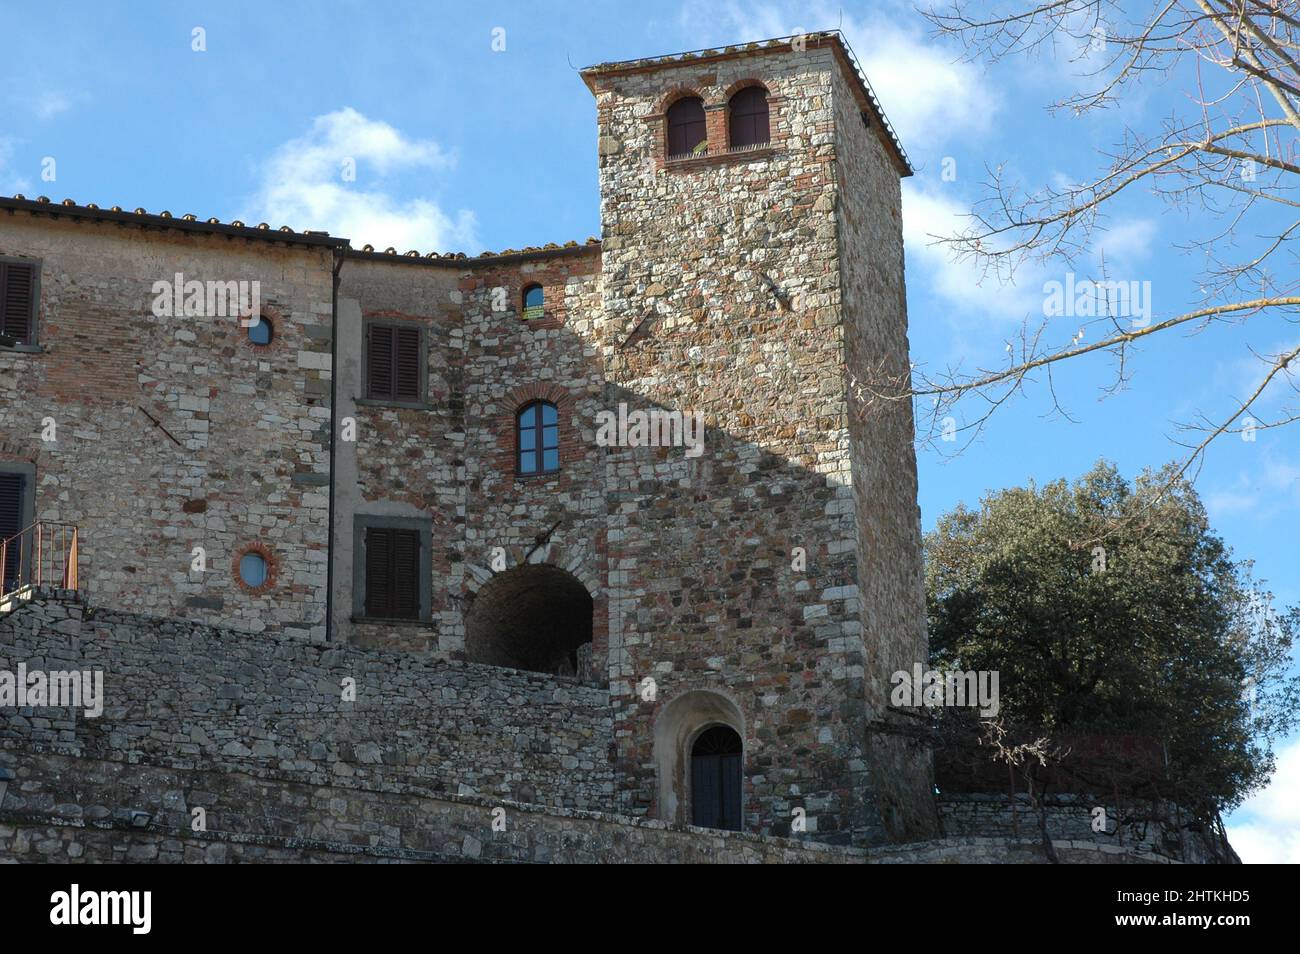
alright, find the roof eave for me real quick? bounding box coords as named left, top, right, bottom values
left=0, top=197, right=350, bottom=249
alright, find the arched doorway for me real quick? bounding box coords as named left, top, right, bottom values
left=690, top=725, right=743, bottom=831
left=464, top=563, right=593, bottom=677
left=652, top=689, right=746, bottom=830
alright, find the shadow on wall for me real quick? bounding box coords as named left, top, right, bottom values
left=438, top=297, right=933, bottom=844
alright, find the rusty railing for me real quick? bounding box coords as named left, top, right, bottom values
left=0, top=521, right=79, bottom=598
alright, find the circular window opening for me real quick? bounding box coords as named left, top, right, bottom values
left=247, top=312, right=273, bottom=346
left=239, top=552, right=268, bottom=588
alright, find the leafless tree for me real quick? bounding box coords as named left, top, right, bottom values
left=857, top=1, right=1300, bottom=510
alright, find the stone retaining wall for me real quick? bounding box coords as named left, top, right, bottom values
left=937, top=792, right=1235, bottom=864
left=0, top=745, right=1174, bottom=864
left=1, top=597, right=614, bottom=811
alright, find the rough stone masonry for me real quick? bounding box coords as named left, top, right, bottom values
left=0, top=33, right=1192, bottom=862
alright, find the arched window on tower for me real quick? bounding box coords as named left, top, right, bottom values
left=728, top=85, right=770, bottom=149
left=522, top=284, right=545, bottom=320
left=691, top=725, right=743, bottom=830
left=666, top=96, right=707, bottom=157
left=517, top=400, right=559, bottom=475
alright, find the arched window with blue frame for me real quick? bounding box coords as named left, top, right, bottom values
left=517, top=400, right=559, bottom=475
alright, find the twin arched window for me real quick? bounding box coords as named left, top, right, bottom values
left=517, top=400, right=559, bottom=475
left=665, top=86, right=770, bottom=157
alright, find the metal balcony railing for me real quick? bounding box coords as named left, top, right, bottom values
left=0, top=521, right=79, bottom=600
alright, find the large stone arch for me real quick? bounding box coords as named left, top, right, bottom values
left=464, top=562, right=594, bottom=677
left=652, top=688, right=746, bottom=828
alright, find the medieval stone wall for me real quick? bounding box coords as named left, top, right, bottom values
left=331, top=251, right=610, bottom=665
left=830, top=59, right=939, bottom=843
left=2, top=39, right=947, bottom=854
left=0, top=747, right=867, bottom=864
left=332, top=259, right=464, bottom=651
left=0, top=215, right=333, bottom=639
left=937, top=793, right=1235, bottom=864
left=587, top=45, right=931, bottom=845
left=454, top=252, right=609, bottom=665
left=0, top=740, right=1174, bottom=864
left=0, top=597, right=614, bottom=810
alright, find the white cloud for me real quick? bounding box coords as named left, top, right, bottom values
left=0, top=137, right=30, bottom=195
left=854, top=20, right=998, bottom=157
left=34, top=92, right=71, bottom=121
left=1206, top=453, right=1300, bottom=519
left=1216, top=340, right=1300, bottom=408
left=1227, top=736, right=1300, bottom=863
left=903, top=183, right=1042, bottom=326
left=4, top=84, right=78, bottom=122
left=1092, top=218, right=1156, bottom=268
left=246, top=107, right=476, bottom=252
left=1205, top=485, right=1263, bottom=516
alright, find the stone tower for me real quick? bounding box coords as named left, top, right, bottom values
left=582, top=33, right=937, bottom=845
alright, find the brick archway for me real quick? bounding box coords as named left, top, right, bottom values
left=464, top=562, right=594, bottom=677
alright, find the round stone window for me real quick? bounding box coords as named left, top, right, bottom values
left=239, top=552, right=268, bottom=588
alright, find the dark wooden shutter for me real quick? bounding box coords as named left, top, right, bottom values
left=363, top=525, right=420, bottom=620
left=667, top=98, right=706, bottom=156
left=729, top=87, right=770, bottom=148
left=0, top=473, right=25, bottom=590
left=394, top=327, right=421, bottom=401
left=367, top=324, right=394, bottom=399
left=0, top=262, right=35, bottom=344
left=364, top=526, right=393, bottom=617
left=390, top=528, right=420, bottom=619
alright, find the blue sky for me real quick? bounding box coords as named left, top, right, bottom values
left=3, top=0, right=1296, bottom=861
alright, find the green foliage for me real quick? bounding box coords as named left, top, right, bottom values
left=925, top=460, right=1299, bottom=814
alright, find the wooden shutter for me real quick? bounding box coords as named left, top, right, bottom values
left=667, top=98, right=706, bottom=156
left=394, top=327, right=421, bottom=401
left=367, top=324, right=394, bottom=399
left=363, top=525, right=420, bottom=619
left=0, top=262, right=35, bottom=344
left=364, top=526, right=393, bottom=617
left=0, top=473, right=25, bottom=589
left=390, top=528, right=420, bottom=619
left=729, top=87, right=770, bottom=148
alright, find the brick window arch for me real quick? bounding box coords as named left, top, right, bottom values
left=517, top=400, right=559, bottom=475
left=728, top=85, right=770, bottom=148
left=522, top=283, right=545, bottom=321
left=239, top=305, right=281, bottom=352
left=666, top=96, right=707, bottom=157
left=232, top=541, right=278, bottom=595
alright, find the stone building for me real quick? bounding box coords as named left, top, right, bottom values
left=0, top=34, right=1217, bottom=862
